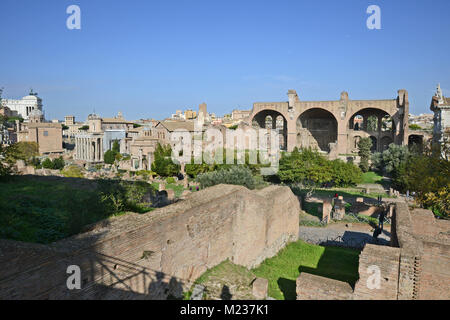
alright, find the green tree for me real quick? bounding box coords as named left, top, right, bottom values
left=104, top=150, right=116, bottom=164
left=277, top=148, right=332, bottom=185
left=367, top=116, right=378, bottom=131
left=276, top=148, right=362, bottom=187
left=371, top=144, right=410, bottom=175
left=41, top=158, right=53, bottom=169
left=196, top=166, right=257, bottom=190
left=409, top=124, right=422, bottom=131
left=151, top=143, right=180, bottom=177
left=395, top=154, right=450, bottom=217
left=52, top=157, right=65, bottom=170
left=358, top=137, right=372, bottom=172
left=0, top=144, right=19, bottom=179
left=103, top=140, right=121, bottom=164
left=112, top=140, right=120, bottom=153
left=14, top=142, right=39, bottom=161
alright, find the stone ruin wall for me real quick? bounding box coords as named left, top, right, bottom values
left=297, top=202, right=450, bottom=300
left=0, top=184, right=300, bottom=300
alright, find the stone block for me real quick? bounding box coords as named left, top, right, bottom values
left=333, top=199, right=346, bottom=218
left=181, top=190, right=191, bottom=199
left=166, top=189, right=175, bottom=201
left=322, top=199, right=332, bottom=224
left=252, top=278, right=268, bottom=299
left=191, top=284, right=205, bottom=300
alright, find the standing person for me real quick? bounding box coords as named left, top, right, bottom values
left=378, top=208, right=386, bottom=231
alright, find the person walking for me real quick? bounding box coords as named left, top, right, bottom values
left=378, top=208, right=386, bottom=231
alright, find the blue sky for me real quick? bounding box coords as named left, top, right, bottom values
left=1, top=0, right=449, bottom=121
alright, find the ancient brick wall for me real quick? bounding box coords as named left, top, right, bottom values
left=297, top=203, right=449, bottom=300
left=388, top=203, right=449, bottom=300
left=0, top=184, right=300, bottom=300
left=353, top=245, right=400, bottom=300
left=296, top=273, right=353, bottom=300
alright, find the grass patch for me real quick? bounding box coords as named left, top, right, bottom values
left=193, top=260, right=257, bottom=300
left=361, top=171, right=383, bottom=184
left=302, top=201, right=321, bottom=219
left=151, top=182, right=185, bottom=198
left=311, top=188, right=391, bottom=199
left=252, top=240, right=360, bottom=300
left=0, top=176, right=157, bottom=244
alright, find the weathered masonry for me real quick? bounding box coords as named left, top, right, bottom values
left=0, top=185, right=300, bottom=300
left=296, top=203, right=450, bottom=300
left=249, top=89, right=410, bottom=157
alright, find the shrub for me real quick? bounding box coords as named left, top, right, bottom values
left=30, top=157, right=41, bottom=168
left=52, top=157, right=65, bottom=170
left=0, top=144, right=17, bottom=179
left=151, top=143, right=180, bottom=177
left=15, top=142, right=39, bottom=161
left=277, top=148, right=362, bottom=187
left=104, top=150, right=116, bottom=164
left=41, top=158, right=53, bottom=169
left=409, top=124, right=422, bottom=130
left=394, top=154, right=450, bottom=217
left=166, top=177, right=176, bottom=184
left=195, top=166, right=257, bottom=190
left=371, top=144, right=410, bottom=175
left=61, top=165, right=84, bottom=178
left=41, top=157, right=65, bottom=170
left=330, top=159, right=363, bottom=187
left=358, top=137, right=372, bottom=172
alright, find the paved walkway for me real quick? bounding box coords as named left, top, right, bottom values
left=298, top=225, right=390, bottom=249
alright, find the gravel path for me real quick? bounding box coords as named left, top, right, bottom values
left=299, top=226, right=390, bottom=249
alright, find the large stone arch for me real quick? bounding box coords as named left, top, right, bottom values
left=348, top=108, right=396, bottom=153
left=296, top=108, right=338, bottom=152
left=250, top=109, right=288, bottom=150
left=348, top=108, right=394, bottom=132
left=408, top=134, right=424, bottom=151
left=380, top=136, right=393, bottom=151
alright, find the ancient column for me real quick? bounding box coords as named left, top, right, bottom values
left=100, top=138, right=104, bottom=161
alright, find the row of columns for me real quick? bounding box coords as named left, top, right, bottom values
left=75, top=136, right=104, bottom=162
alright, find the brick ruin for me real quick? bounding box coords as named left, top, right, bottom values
left=297, top=202, right=450, bottom=300
left=0, top=184, right=300, bottom=299
left=248, top=89, right=410, bottom=158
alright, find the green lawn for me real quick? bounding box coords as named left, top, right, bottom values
left=361, top=171, right=384, bottom=184
left=150, top=182, right=185, bottom=197
left=309, top=188, right=391, bottom=199
left=301, top=201, right=321, bottom=219
left=252, top=240, right=360, bottom=300
left=0, top=176, right=155, bottom=244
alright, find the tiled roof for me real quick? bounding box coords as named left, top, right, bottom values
left=158, top=121, right=196, bottom=132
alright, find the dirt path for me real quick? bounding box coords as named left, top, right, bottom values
left=298, top=223, right=390, bottom=249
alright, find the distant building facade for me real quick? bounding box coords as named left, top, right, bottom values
left=430, top=84, right=450, bottom=155
left=16, top=109, right=63, bottom=154
left=74, top=112, right=136, bottom=163
left=1, top=89, right=43, bottom=120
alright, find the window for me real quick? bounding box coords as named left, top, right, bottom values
left=43, top=131, right=48, bottom=136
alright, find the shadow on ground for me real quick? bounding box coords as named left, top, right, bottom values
left=276, top=246, right=360, bottom=300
